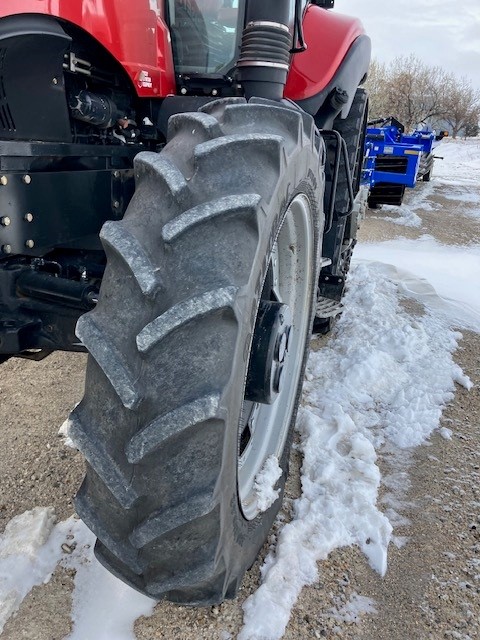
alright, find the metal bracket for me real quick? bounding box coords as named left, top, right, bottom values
left=321, top=129, right=355, bottom=233
left=319, top=273, right=344, bottom=286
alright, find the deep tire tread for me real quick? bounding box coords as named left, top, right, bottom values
left=69, top=410, right=139, bottom=509
left=134, top=152, right=189, bottom=200
left=167, top=111, right=223, bottom=142
left=146, top=561, right=223, bottom=599
left=162, top=194, right=261, bottom=243
left=75, top=314, right=140, bottom=410
left=75, top=483, right=142, bottom=574
left=129, top=490, right=218, bottom=549
left=100, top=221, right=162, bottom=297
left=126, top=394, right=222, bottom=463
left=136, top=287, right=238, bottom=353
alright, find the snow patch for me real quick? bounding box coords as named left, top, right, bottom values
left=0, top=508, right=63, bottom=633
left=330, top=592, right=377, bottom=624
left=58, top=417, right=77, bottom=449
left=376, top=204, right=422, bottom=228
left=63, top=521, right=155, bottom=640
left=254, top=456, right=283, bottom=513
left=439, top=427, right=453, bottom=440
left=354, top=237, right=480, bottom=332
left=58, top=404, right=79, bottom=449
left=0, top=507, right=56, bottom=560
left=0, top=512, right=154, bottom=639
left=433, top=138, right=480, bottom=187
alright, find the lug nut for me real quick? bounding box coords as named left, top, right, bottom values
left=2, top=244, right=12, bottom=254
left=25, top=239, right=35, bottom=249
left=22, top=175, right=31, bottom=184
left=0, top=176, right=7, bottom=186
left=24, top=213, right=34, bottom=222
left=1, top=216, right=11, bottom=226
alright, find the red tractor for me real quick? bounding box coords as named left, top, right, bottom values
left=0, top=0, right=370, bottom=604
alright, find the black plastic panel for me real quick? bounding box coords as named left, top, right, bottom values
left=0, top=15, right=71, bottom=142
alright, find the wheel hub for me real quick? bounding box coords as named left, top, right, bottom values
left=245, top=300, right=292, bottom=404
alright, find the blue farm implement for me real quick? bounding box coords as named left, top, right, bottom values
left=362, top=117, right=447, bottom=208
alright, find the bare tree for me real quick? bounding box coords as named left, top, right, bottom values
left=364, top=54, right=480, bottom=136
left=442, top=74, right=480, bottom=138
left=364, top=59, right=389, bottom=120
left=382, top=55, right=448, bottom=130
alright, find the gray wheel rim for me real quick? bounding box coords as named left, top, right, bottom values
left=238, top=193, right=314, bottom=520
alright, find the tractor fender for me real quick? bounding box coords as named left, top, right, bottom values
left=286, top=5, right=371, bottom=123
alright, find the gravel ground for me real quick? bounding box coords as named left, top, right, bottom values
left=0, top=183, right=479, bottom=639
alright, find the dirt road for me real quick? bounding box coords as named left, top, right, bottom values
left=0, top=171, right=479, bottom=639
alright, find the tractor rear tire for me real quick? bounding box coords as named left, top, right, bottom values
left=69, top=98, right=324, bottom=604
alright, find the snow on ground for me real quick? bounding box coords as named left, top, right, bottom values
left=0, top=508, right=58, bottom=633
left=0, top=511, right=154, bottom=638
left=254, top=455, right=283, bottom=513
left=376, top=180, right=437, bottom=228
left=374, top=203, right=423, bottom=228
left=62, top=522, right=155, bottom=640
left=328, top=592, right=377, bottom=625
left=355, top=237, right=480, bottom=332
left=433, top=138, right=480, bottom=188
left=239, top=261, right=472, bottom=640
left=240, top=139, right=479, bottom=639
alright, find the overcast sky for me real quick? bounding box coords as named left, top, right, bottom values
left=334, top=0, right=480, bottom=89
